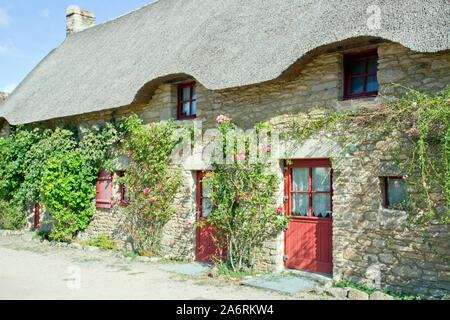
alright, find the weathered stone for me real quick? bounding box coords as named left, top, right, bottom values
left=369, top=291, right=394, bottom=300
left=347, top=287, right=369, bottom=300
left=328, top=287, right=349, bottom=299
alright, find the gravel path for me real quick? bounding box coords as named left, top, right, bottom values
left=0, top=233, right=328, bottom=300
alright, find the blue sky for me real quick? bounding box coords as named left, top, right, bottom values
left=0, top=0, right=155, bottom=93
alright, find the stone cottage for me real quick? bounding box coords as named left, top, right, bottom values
left=0, top=0, right=448, bottom=297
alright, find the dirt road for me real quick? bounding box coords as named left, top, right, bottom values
left=0, top=234, right=326, bottom=300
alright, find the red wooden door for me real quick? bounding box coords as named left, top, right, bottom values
left=195, top=172, right=226, bottom=262
left=284, top=159, right=333, bottom=275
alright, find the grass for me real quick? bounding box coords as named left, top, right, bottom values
left=84, top=233, right=116, bottom=251
left=215, top=263, right=267, bottom=279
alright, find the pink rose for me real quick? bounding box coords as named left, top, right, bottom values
left=246, top=195, right=251, bottom=200
left=187, top=222, right=193, bottom=227
left=149, top=198, right=156, bottom=202
left=411, top=102, right=417, bottom=107
left=144, top=188, right=150, bottom=194
left=277, top=206, right=283, bottom=214
left=216, top=115, right=229, bottom=123
left=236, top=200, right=240, bottom=204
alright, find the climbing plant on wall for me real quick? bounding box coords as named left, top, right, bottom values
left=199, top=117, right=289, bottom=272
left=278, top=85, right=449, bottom=259
left=119, top=115, right=182, bottom=255
left=0, top=122, right=124, bottom=240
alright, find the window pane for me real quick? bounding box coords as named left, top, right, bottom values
left=292, top=168, right=309, bottom=191
left=312, top=194, right=331, bottom=218
left=350, top=77, right=364, bottom=94
left=293, top=193, right=309, bottom=216
left=387, top=178, right=407, bottom=209
left=367, top=57, right=377, bottom=73
left=191, top=100, right=196, bottom=115
left=182, top=86, right=191, bottom=101
left=351, top=59, right=365, bottom=75
left=202, top=180, right=212, bottom=198
left=192, top=86, right=196, bottom=100
left=366, top=75, right=378, bottom=92
left=123, top=187, right=129, bottom=202
left=202, top=199, right=213, bottom=218
left=312, top=167, right=331, bottom=191
left=181, top=102, right=190, bottom=116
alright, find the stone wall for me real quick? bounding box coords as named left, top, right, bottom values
left=29, top=40, right=450, bottom=297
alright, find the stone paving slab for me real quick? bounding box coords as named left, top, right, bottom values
left=159, top=262, right=212, bottom=276
left=240, top=273, right=322, bottom=294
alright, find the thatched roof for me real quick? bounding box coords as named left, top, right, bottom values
left=1, top=0, right=449, bottom=125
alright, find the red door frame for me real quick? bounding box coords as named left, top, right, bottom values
left=284, top=159, right=333, bottom=274
left=34, top=203, right=40, bottom=229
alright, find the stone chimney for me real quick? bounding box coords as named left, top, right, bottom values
left=0, top=92, right=8, bottom=103
left=66, top=6, right=95, bottom=35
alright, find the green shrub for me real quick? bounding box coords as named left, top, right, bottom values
left=0, top=199, right=26, bottom=230
left=85, top=233, right=116, bottom=250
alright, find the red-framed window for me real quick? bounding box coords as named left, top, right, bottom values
left=197, top=171, right=213, bottom=219
left=118, top=171, right=129, bottom=207
left=96, top=170, right=112, bottom=208
left=344, top=48, right=378, bottom=100
left=284, top=159, right=333, bottom=218
left=384, top=176, right=408, bottom=210
left=177, top=81, right=197, bottom=120
left=34, top=203, right=40, bottom=229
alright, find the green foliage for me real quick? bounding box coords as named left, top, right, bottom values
left=0, top=122, right=124, bottom=237
left=0, top=199, right=26, bottom=230
left=85, top=233, right=116, bottom=250
left=41, top=152, right=98, bottom=242
left=200, top=117, right=289, bottom=272
left=120, top=115, right=182, bottom=255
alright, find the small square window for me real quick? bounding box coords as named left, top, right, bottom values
left=384, top=177, right=408, bottom=210
left=177, top=82, right=196, bottom=120
left=344, top=49, right=379, bottom=100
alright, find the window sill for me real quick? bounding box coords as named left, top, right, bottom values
left=177, top=115, right=197, bottom=121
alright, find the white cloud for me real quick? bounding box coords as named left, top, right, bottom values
left=2, top=83, right=17, bottom=93
left=39, top=8, right=51, bottom=18
left=0, top=8, right=11, bottom=28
